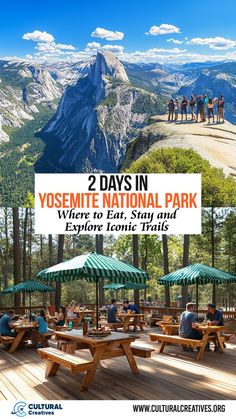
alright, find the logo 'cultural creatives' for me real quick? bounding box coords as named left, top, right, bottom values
left=11, top=402, right=27, bottom=417
left=11, top=403, right=63, bottom=416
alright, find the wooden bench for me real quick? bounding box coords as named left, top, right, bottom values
left=148, top=317, right=162, bottom=327
left=36, top=332, right=54, bottom=347
left=55, top=325, right=69, bottom=331
left=149, top=333, right=204, bottom=360
left=130, top=344, right=155, bottom=358
left=38, top=347, right=93, bottom=377
left=0, top=336, right=15, bottom=345
left=221, top=334, right=233, bottom=342
left=106, top=322, right=124, bottom=330
left=207, top=333, right=233, bottom=346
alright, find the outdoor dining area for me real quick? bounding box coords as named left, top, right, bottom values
left=0, top=252, right=236, bottom=400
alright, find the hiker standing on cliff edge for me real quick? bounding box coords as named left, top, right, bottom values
left=196, top=95, right=204, bottom=122
left=168, top=99, right=175, bottom=122
left=217, top=94, right=225, bottom=123
left=181, top=96, right=188, bottom=121
left=189, top=95, right=196, bottom=120
left=174, top=98, right=180, bottom=122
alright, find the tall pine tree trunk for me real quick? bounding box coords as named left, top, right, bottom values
left=3, top=208, right=9, bottom=288
left=96, top=235, right=105, bottom=306
left=55, top=235, right=64, bottom=311
left=141, top=237, right=148, bottom=302
left=132, top=235, right=139, bottom=306
left=22, top=208, right=28, bottom=281
left=27, top=208, right=32, bottom=279
left=22, top=208, right=28, bottom=306
left=162, top=235, right=170, bottom=307
left=12, top=208, right=21, bottom=309
left=211, top=207, right=216, bottom=304
left=40, top=235, right=47, bottom=307
left=48, top=235, right=54, bottom=305
left=181, top=235, right=190, bottom=308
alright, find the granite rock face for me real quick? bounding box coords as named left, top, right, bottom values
left=35, top=52, right=163, bottom=173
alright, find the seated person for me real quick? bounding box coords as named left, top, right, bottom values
left=54, top=305, right=66, bottom=326
left=0, top=310, right=16, bottom=337
left=32, top=309, right=53, bottom=348
left=207, top=304, right=224, bottom=326
left=179, top=302, right=202, bottom=341
left=67, top=300, right=77, bottom=318
left=107, top=299, right=121, bottom=323
left=206, top=303, right=224, bottom=351
left=123, top=300, right=141, bottom=314
left=35, top=309, right=48, bottom=333
left=123, top=300, right=141, bottom=331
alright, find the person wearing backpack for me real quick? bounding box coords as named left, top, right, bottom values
left=196, top=95, right=204, bottom=122
left=189, top=95, right=196, bottom=120
left=168, top=99, right=175, bottom=122
left=181, top=96, right=188, bottom=121
left=217, top=94, right=225, bottom=123
left=207, top=98, right=215, bottom=124
left=174, top=98, right=180, bottom=121
left=202, top=94, right=209, bottom=122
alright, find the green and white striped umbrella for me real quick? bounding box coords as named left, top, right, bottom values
left=2, top=280, right=55, bottom=320
left=158, top=264, right=236, bottom=286
left=2, top=280, right=55, bottom=294
left=37, top=253, right=148, bottom=284
left=37, top=253, right=148, bottom=328
left=158, top=263, right=236, bottom=313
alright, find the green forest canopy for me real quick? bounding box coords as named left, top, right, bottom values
left=125, top=148, right=236, bottom=207
left=0, top=207, right=236, bottom=310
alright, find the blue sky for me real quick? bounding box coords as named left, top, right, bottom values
left=1, top=0, right=236, bottom=63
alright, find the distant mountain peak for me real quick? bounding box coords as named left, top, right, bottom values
left=88, top=51, right=129, bottom=85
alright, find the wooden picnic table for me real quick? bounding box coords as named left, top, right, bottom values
left=117, top=313, right=145, bottom=332
left=66, top=310, right=96, bottom=327
left=156, top=321, right=180, bottom=335
left=55, top=330, right=140, bottom=391
left=9, top=323, right=38, bottom=353
left=197, top=324, right=226, bottom=358
left=75, top=310, right=96, bottom=324
left=150, top=324, right=226, bottom=361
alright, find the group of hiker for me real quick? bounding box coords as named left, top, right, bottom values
left=167, top=94, right=225, bottom=124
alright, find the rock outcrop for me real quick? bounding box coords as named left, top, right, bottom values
left=0, top=60, right=62, bottom=142
left=123, top=115, right=236, bottom=178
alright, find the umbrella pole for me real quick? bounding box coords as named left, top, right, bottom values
left=96, top=278, right=99, bottom=329
left=196, top=280, right=199, bottom=319
left=29, top=291, right=32, bottom=322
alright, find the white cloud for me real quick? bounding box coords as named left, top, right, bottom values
left=22, top=30, right=76, bottom=59
left=167, top=38, right=183, bottom=45
left=56, top=43, right=75, bottom=50
left=102, top=44, right=124, bottom=53
left=187, top=36, right=236, bottom=50
left=36, top=43, right=57, bottom=53
left=91, top=27, right=124, bottom=41
left=86, top=42, right=101, bottom=51
left=146, top=47, right=187, bottom=54
left=17, top=28, right=236, bottom=64
left=22, top=30, right=55, bottom=43
left=118, top=48, right=230, bottom=64
left=36, top=42, right=76, bottom=56
left=85, top=42, right=124, bottom=54
left=145, top=24, right=181, bottom=36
